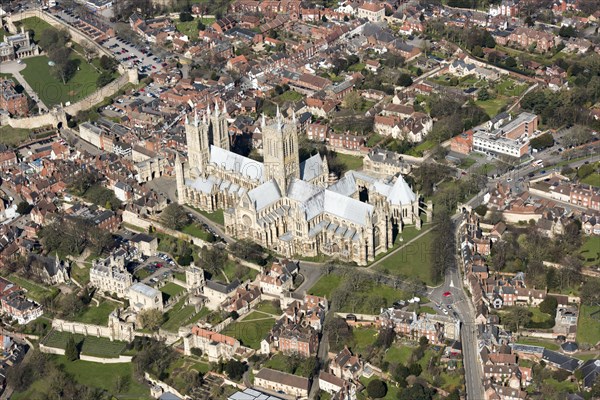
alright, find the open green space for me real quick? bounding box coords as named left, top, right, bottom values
left=8, top=274, right=57, bottom=303
left=255, top=301, right=281, bottom=316
left=515, top=337, right=559, bottom=351
left=375, top=230, right=436, bottom=285
left=160, top=282, right=186, bottom=302
left=275, top=90, right=304, bottom=103
left=0, top=125, right=31, bottom=148
left=162, top=297, right=198, bottom=332
left=222, top=260, right=258, bottom=283
left=496, top=78, right=528, bottom=97
left=476, top=97, right=509, bottom=118
left=173, top=272, right=187, bottom=282
left=191, top=207, right=225, bottom=225
left=220, top=316, right=276, bottom=349
left=20, top=55, right=103, bottom=106
left=407, top=140, right=435, bottom=157
left=240, top=311, right=269, bottom=321
left=527, top=306, right=554, bottom=327
left=358, top=375, right=400, bottom=400
left=70, top=264, right=90, bottom=285
left=459, top=157, right=477, bottom=169
left=384, top=344, right=413, bottom=365
left=367, top=133, right=383, bottom=147
left=577, top=305, right=600, bottom=346
left=134, top=267, right=152, bottom=280
left=15, top=17, right=54, bottom=42
left=180, top=223, right=214, bottom=241
left=352, top=327, right=378, bottom=355
left=307, top=273, right=343, bottom=298
left=541, top=377, right=579, bottom=393
left=580, top=236, right=600, bottom=267
left=12, top=355, right=149, bottom=400
left=70, top=300, right=119, bottom=325
left=332, top=151, right=363, bottom=171
left=42, top=330, right=126, bottom=357
left=175, top=17, right=214, bottom=40
left=580, top=172, right=600, bottom=187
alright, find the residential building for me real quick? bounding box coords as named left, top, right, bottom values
left=184, top=326, right=240, bottom=362
left=357, top=2, right=385, bottom=22
left=128, top=283, right=163, bottom=311
left=254, top=368, right=310, bottom=398
left=90, top=251, right=133, bottom=298
left=0, top=79, right=28, bottom=116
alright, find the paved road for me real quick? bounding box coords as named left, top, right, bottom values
left=294, top=262, right=326, bottom=294
left=59, top=128, right=103, bottom=156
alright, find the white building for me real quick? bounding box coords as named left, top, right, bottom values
left=357, top=2, right=386, bottom=22
left=90, top=251, right=133, bottom=298
left=127, top=283, right=163, bottom=311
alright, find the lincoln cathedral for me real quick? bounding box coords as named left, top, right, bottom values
left=175, top=104, right=431, bottom=265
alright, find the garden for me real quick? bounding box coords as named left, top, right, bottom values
left=220, top=313, right=277, bottom=349
left=41, top=330, right=126, bottom=358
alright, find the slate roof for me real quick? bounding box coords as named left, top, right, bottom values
left=542, top=349, right=581, bottom=372
left=210, top=145, right=264, bottom=182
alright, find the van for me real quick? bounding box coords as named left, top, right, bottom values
left=534, top=160, right=543, bottom=166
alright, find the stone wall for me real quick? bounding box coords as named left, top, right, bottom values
left=0, top=108, right=67, bottom=129
left=64, top=70, right=137, bottom=115
left=39, top=343, right=133, bottom=363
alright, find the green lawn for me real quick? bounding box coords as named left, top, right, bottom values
left=162, top=297, right=198, bottom=332
left=134, top=267, right=152, bottom=280
left=407, top=140, right=435, bottom=157
left=173, top=272, right=187, bottom=282
left=240, top=311, right=269, bottom=321
left=375, top=230, right=436, bottom=285
left=515, top=337, right=559, bottom=351
left=42, top=330, right=126, bottom=358
left=352, top=327, right=378, bottom=355
left=180, top=223, right=214, bottom=241
left=8, top=274, right=57, bottom=303
left=308, top=273, right=343, bottom=298
left=459, top=157, right=477, bottom=169
left=0, top=125, right=31, bottom=148
left=20, top=55, right=103, bottom=106
left=577, top=305, right=600, bottom=346
left=384, top=343, right=414, bottom=365
left=220, top=317, right=276, bottom=349
left=255, top=301, right=281, bottom=316
left=222, top=260, right=258, bottom=283
left=175, top=17, right=214, bottom=40
left=496, top=79, right=529, bottom=97
left=580, top=172, right=600, bottom=187
left=264, top=353, right=291, bottom=372
left=579, top=236, right=600, bottom=267
left=160, top=282, right=186, bottom=302
left=332, top=151, right=363, bottom=171
left=70, top=264, right=90, bottom=285
left=15, top=17, right=54, bottom=42
left=70, top=301, right=118, bottom=325
left=367, top=133, right=384, bottom=147
left=192, top=207, right=225, bottom=225
left=275, top=90, right=304, bottom=103
left=476, top=97, right=509, bottom=118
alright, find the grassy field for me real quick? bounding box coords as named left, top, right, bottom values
left=222, top=260, right=258, bottom=283
left=407, top=139, right=436, bottom=157
left=221, top=316, right=276, bottom=349
left=476, top=97, right=509, bottom=118
left=12, top=356, right=149, bottom=400
left=71, top=301, right=119, bottom=325
left=160, top=282, right=186, bottom=302
left=375, top=230, right=436, bottom=285
left=16, top=17, right=54, bottom=42
left=384, top=344, right=413, bottom=365
left=352, top=327, right=378, bottom=355
left=175, top=17, right=214, bottom=40
left=42, top=330, right=126, bottom=358
left=581, top=172, right=600, bottom=187
left=192, top=207, right=225, bottom=225
left=275, top=90, right=304, bottom=103
left=8, top=274, right=57, bottom=302
left=20, top=55, right=103, bottom=106
left=70, top=264, right=90, bottom=285
left=577, top=305, right=600, bottom=346
left=162, top=297, right=198, bottom=332
left=181, top=223, right=214, bottom=241
left=496, top=78, right=528, bottom=97
left=515, top=337, right=559, bottom=351
left=332, top=151, right=363, bottom=171
left=0, top=125, right=31, bottom=148
left=255, top=301, right=281, bottom=316
left=579, top=236, right=600, bottom=267
left=308, top=273, right=343, bottom=298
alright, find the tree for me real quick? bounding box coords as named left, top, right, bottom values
left=224, top=359, right=246, bottom=380
left=502, top=307, right=532, bottom=332
left=180, top=11, right=193, bottom=22
left=197, top=20, right=206, bottom=31
left=580, top=279, right=600, bottom=306
left=504, top=56, right=517, bottom=68
left=524, top=16, right=534, bottom=27
left=539, top=296, right=558, bottom=315
left=160, top=204, right=191, bottom=230
left=137, top=308, right=165, bottom=331
left=530, top=132, right=554, bottom=150
left=478, top=87, right=491, bottom=101
left=114, top=374, right=131, bottom=393
left=65, top=336, right=79, bottom=361
left=419, top=336, right=429, bottom=347
left=97, top=72, right=114, bottom=87
left=99, top=55, right=118, bottom=71
left=408, top=362, right=422, bottom=376
left=366, top=379, right=387, bottom=398
left=397, top=73, right=413, bottom=87
left=16, top=201, right=33, bottom=215
left=472, top=45, right=484, bottom=57
left=343, top=91, right=364, bottom=111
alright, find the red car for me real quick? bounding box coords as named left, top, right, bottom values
left=156, top=263, right=163, bottom=268
left=443, top=291, right=452, bottom=297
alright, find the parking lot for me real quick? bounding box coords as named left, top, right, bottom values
left=101, top=37, right=165, bottom=74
